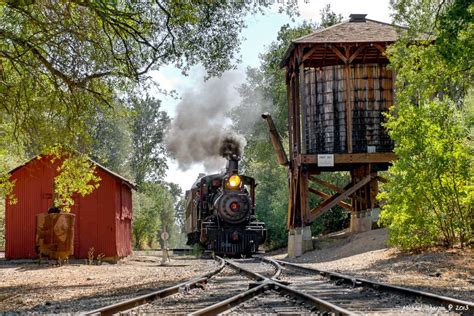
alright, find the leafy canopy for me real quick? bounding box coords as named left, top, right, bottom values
left=0, top=0, right=297, bottom=209
left=379, top=0, right=473, bottom=249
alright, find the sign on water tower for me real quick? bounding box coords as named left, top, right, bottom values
left=317, top=154, right=334, bottom=167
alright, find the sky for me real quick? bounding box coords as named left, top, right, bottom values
left=156, top=0, right=393, bottom=192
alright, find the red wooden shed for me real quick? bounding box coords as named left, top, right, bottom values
left=5, top=155, right=134, bottom=260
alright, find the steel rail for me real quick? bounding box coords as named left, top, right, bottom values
left=225, top=258, right=278, bottom=281
left=273, top=258, right=474, bottom=311
left=190, top=280, right=353, bottom=316
left=188, top=281, right=272, bottom=316
left=260, top=256, right=282, bottom=280
left=84, top=257, right=226, bottom=316
left=189, top=258, right=283, bottom=315
left=272, top=282, right=355, bottom=316
left=191, top=258, right=354, bottom=316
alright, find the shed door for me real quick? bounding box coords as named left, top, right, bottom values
left=118, top=184, right=132, bottom=257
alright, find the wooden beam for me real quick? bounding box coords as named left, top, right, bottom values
left=323, top=45, right=327, bottom=66
left=308, top=174, right=374, bottom=222
left=348, top=45, right=367, bottom=63
left=308, top=187, right=352, bottom=210
left=300, top=153, right=397, bottom=164
left=262, top=113, right=289, bottom=166
left=294, top=67, right=301, bottom=157
left=301, top=170, right=309, bottom=224
left=309, top=175, right=367, bottom=205
left=286, top=70, right=294, bottom=162
left=299, top=63, right=307, bottom=154
left=330, top=45, right=348, bottom=63
left=302, top=46, right=318, bottom=62
left=373, top=43, right=386, bottom=55
left=309, top=175, right=344, bottom=193
left=344, top=64, right=353, bottom=153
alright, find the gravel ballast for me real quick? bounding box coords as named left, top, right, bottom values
left=1, top=229, right=472, bottom=314
left=270, top=228, right=473, bottom=302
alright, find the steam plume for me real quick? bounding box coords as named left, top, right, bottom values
left=165, top=72, right=246, bottom=171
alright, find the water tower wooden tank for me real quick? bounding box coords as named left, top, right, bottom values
left=278, top=14, right=400, bottom=256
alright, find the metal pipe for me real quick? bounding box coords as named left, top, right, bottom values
left=261, top=112, right=289, bottom=166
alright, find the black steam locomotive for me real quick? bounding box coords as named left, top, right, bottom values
left=185, top=156, right=266, bottom=256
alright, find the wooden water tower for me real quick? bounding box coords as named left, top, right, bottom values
left=271, top=14, right=400, bottom=256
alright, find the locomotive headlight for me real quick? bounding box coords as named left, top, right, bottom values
left=228, top=175, right=241, bottom=188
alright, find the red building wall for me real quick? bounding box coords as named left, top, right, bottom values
left=5, top=156, right=133, bottom=260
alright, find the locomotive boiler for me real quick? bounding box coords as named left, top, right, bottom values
left=185, top=156, right=266, bottom=256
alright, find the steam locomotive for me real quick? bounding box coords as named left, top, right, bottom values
left=185, top=156, right=266, bottom=256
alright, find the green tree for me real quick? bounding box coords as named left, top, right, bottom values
left=169, top=194, right=187, bottom=248
left=90, top=106, right=132, bottom=177
left=50, top=148, right=101, bottom=211
left=132, top=182, right=176, bottom=249
left=379, top=0, right=473, bottom=249
left=132, top=190, right=160, bottom=249
left=0, top=1, right=297, bottom=206
left=129, top=96, right=170, bottom=188
left=161, top=181, right=195, bottom=248
left=320, top=3, right=344, bottom=28
left=0, top=0, right=297, bottom=148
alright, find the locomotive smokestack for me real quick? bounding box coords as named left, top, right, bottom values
left=226, top=154, right=239, bottom=174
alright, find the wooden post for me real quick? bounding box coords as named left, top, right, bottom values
left=350, top=164, right=377, bottom=232
left=287, top=69, right=294, bottom=161
left=300, top=169, right=309, bottom=224
left=299, top=64, right=307, bottom=154
left=294, top=69, right=301, bottom=157
left=344, top=64, right=353, bottom=153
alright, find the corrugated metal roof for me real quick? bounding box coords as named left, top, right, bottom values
left=9, top=154, right=135, bottom=189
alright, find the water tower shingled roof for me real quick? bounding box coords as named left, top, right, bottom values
left=281, top=15, right=408, bottom=67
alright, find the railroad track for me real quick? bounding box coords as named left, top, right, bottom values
left=85, top=257, right=473, bottom=315
left=269, top=258, right=474, bottom=315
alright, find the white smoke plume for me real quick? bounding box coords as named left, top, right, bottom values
left=165, top=72, right=246, bottom=172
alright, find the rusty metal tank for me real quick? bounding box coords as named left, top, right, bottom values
left=35, top=213, right=75, bottom=260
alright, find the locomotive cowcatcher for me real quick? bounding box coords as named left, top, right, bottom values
left=185, top=156, right=266, bottom=256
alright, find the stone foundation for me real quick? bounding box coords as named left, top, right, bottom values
left=288, top=227, right=302, bottom=258
left=288, top=226, right=313, bottom=258
left=302, top=226, right=313, bottom=252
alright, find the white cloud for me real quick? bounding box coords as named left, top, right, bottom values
left=150, top=68, right=180, bottom=91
